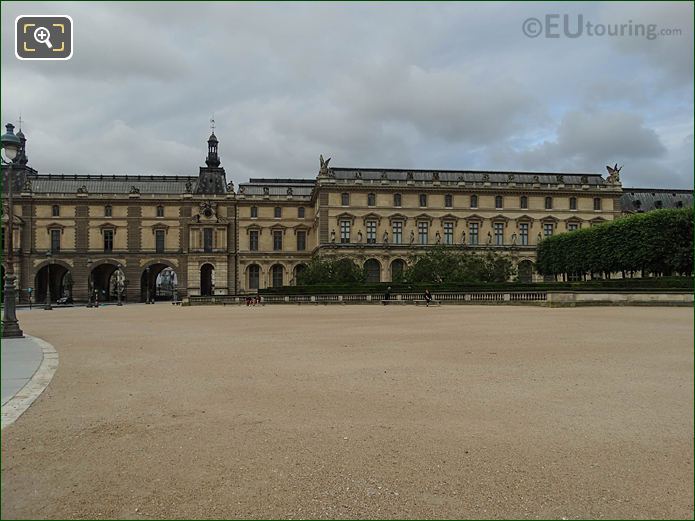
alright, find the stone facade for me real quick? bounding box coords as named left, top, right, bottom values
left=2, top=129, right=688, bottom=303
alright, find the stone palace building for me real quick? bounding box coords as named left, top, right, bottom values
left=2, top=124, right=692, bottom=303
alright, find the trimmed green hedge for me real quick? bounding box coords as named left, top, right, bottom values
left=536, top=208, right=693, bottom=277
left=260, top=276, right=693, bottom=295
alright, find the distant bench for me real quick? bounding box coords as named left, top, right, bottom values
left=172, top=300, right=182, bottom=306
left=381, top=299, right=407, bottom=305
left=414, top=299, right=441, bottom=307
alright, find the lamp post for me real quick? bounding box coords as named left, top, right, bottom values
left=145, top=266, right=151, bottom=304
left=44, top=251, right=53, bottom=310
left=116, top=263, right=123, bottom=306
left=1, top=123, right=23, bottom=337
left=86, top=258, right=94, bottom=307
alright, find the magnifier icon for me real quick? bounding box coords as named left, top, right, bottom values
left=33, top=26, right=53, bottom=49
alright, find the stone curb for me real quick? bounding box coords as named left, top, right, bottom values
left=1, top=336, right=59, bottom=430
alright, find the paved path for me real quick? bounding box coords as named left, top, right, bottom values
left=1, top=334, right=59, bottom=429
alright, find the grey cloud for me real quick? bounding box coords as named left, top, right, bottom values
left=1, top=1, right=691, bottom=189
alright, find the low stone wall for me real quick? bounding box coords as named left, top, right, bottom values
left=185, top=290, right=692, bottom=307
left=546, top=291, right=693, bottom=307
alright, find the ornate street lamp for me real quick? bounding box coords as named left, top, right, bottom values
left=145, top=266, right=151, bottom=304
left=1, top=123, right=23, bottom=337
left=44, top=251, right=53, bottom=310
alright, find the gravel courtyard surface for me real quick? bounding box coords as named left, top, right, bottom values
left=1, top=305, right=693, bottom=519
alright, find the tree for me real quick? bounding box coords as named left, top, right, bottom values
left=536, top=208, right=693, bottom=278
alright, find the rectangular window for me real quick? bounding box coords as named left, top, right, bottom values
left=273, top=230, right=283, bottom=251
left=155, top=229, right=165, bottom=253
left=444, top=222, right=454, bottom=245
left=341, top=193, right=350, bottom=206
left=103, top=229, right=113, bottom=253
left=444, top=194, right=453, bottom=208
left=52, top=205, right=60, bottom=217
left=298, top=207, right=305, bottom=218
left=519, top=223, right=529, bottom=245
left=568, top=223, right=579, bottom=232
left=593, top=198, right=602, bottom=211
left=250, top=206, right=258, bottom=218
left=203, top=228, right=213, bottom=252
left=367, top=193, right=376, bottom=206
left=366, top=220, right=377, bottom=244
left=520, top=196, right=528, bottom=209
left=419, top=194, right=427, bottom=207
left=393, top=193, right=402, bottom=207
left=392, top=221, right=403, bottom=244
left=51, top=229, right=61, bottom=253
left=105, top=205, right=112, bottom=217
left=469, top=222, right=479, bottom=245
left=249, top=230, right=259, bottom=251
left=156, top=206, right=164, bottom=217
left=340, top=220, right=351, bottom=243
left=418, top=221, right=428, bottom=245
left=543, top=223, right=554, bottom=237
left=274, top=207, right=282, bottom=218
left=296, top=230, right=306, bottom=251
left=494, top=222, right=504, bottom=245
left=570, top=197, right=577, bottom=210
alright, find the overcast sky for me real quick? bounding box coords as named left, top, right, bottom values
left=1, top=1, right=692, bottom=188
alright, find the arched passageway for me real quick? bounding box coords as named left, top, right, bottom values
left=141, top=263, right=179, bottom=302
left=200, top=263, right=214, bottom=296
left=90, top=263, right=122, bottom=302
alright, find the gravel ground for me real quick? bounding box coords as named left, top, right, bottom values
left=1, top=304, right=693, bottom=519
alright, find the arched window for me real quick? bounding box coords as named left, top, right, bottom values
left=271, top=264, right=284, bottom=288
left=367, top=193, right=376, bottom=207
left=364, top=259, right=381, bottom=283
left=495, top=195, right=503, bottom=209
left=51, top=205, right=60, bottom=217
left=544, top=196, right=553, bottom=210
left=520, top=195, right=528, bottom=209
left=156, top=205, right=164, bottom=217
left=569, top=197, right=577, bottom=210
left=294, top=264, right=307, bottom=285
left=470, top=194, right=478, bottom=208
left=444, top=194, right=453, bottom=208
left=593, top=197, right=601, bottom=211
left=298, top=206, right=305, bottom=218
left=393, top=193, right=402, bottom=207
left=104, top=205, right=112, bottom=217
left=391, top=259, right=405, bottom=281
left=248, top=264, right=260, bottom=290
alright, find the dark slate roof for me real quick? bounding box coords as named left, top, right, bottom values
left=239, top=178, right=315, bottom=196
left=331, top=168, right=606, bottom=185
left=27, top=174, right=198, bottom=194
left=620, top=188, right=693, bottom=212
